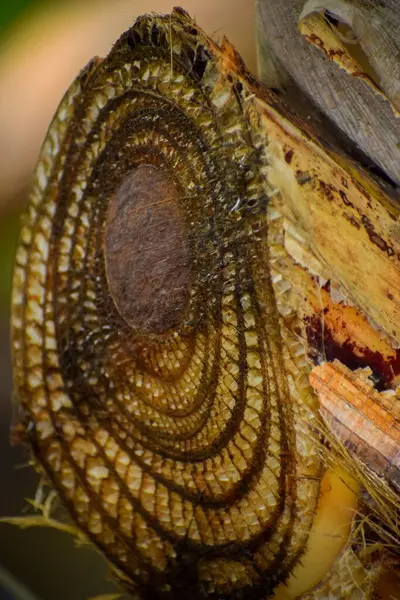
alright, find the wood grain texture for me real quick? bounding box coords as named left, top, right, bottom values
left=310, top=361, right=400, bottom=491
left=300, top=0, right=400, bottom=111
left=255, top=0, right=400, bottom=185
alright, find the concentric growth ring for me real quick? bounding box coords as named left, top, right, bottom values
left=12, top=10, right=321, bottom=599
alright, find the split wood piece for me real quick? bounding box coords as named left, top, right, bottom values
left=249, top=84, right=400, bottom=349
left=267, top=196, right=400, bottom=390
left=255, top=0, right=400, bottom=185
left=300, top=0, right=400, bottom=112
left=298, top=12, right=399, bottom=117
left=310, top=360, right=400, bottom=491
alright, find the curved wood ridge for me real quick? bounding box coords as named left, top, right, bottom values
left=11, top=7, right=400, bottom=600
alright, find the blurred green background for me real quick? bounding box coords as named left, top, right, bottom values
left=0, top=1, right=255, bottom=599
left=0, top=0, right=32, bottom=34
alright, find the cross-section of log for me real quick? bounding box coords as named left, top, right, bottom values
left=11, top=8, right=400, bottom=600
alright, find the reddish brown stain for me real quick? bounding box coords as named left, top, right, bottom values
left=284, top=149, right=294, bottom=164
left=305, top=34, right=325, bottom=49
left=339, top=189, right=354, bottom=208
left=344, top=214, right=361, bottom=229
left=361, top=215, right=395, bottom=256
left=305, top=314, right=400, bottom=391
left=318, top=179, right=336, bottom=201
left=327, top=48, right=345, bottom=60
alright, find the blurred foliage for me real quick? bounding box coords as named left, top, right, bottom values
left=0, top=0, right=35, bottom=35
left=0, top=0, right=38, bottom=314
left=0, top=214, right=20, bottom=315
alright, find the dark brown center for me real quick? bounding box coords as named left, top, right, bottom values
left=104, top=166, right=191, bottom=334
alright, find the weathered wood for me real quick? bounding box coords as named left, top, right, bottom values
left=300, top=0, right=400, bottom=110
left=255, top=0, right=400, bottom=185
